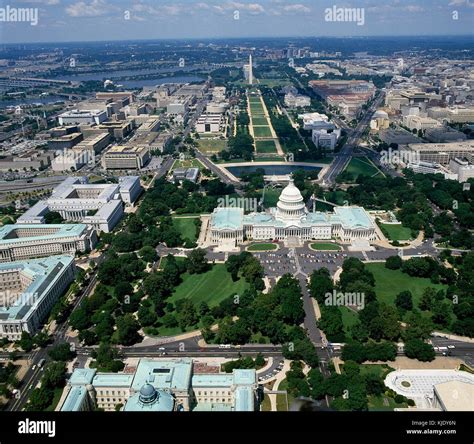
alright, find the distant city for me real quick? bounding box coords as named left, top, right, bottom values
left=0, top=1, right=473, bottom=426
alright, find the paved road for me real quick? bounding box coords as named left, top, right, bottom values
left=322, top=91, right=386, bottom=185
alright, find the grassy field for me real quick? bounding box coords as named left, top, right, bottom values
left=310, top=242, right=341, bottom=251
left=339, top=306, right=359, bottom=335
left=368, top=395, right=408, bottom=411
left=258, top=79, right=292, bottom=88
left=253, top=126, right=273, bottom=138
left=197, top=139, right=227, bottom=154
left=261, top=394, right=272, bottom=411
left=171, top=158, right=203, bottom=170
left=248, top=243, right=278, bottom=251
left=379, top=223, right=414, bottom=241
left=365, top=263, right=447, bottom=308
left=172, top=217, right=199, bottom=242
left=168, top=264, right=249, bottom=307
left=255, top=140, right=278, bottom=153
left=252, top=116, right=270, bottom=126
left=345, top=157, right=383, bottom=179
left=276, top=378, right=293, bottom=411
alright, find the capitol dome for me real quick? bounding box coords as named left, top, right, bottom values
left=276, top=179, right=306, bottom=222
left=139, top=383, right=158, bottom=404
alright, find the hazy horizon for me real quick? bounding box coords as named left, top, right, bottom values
left=0, top=0, right=473, bottom=44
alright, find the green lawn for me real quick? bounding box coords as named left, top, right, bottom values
left=310, top=242, right=341, bottom=251
left=359, top=364, right=394, bottom=378
left=252, top=116, right=270, bottom=126
left=255, top=140, right=278, bottom=153
left=258, top=79, right=292, bottom=88
left=168, top=264, right=249, bottom=307
left=253, top=126, right=273, bottom=138
left=250, top=104, right=266, bottom=114
left=344, top=157, right=382, bottom=179
left=368, top=395, right=407, bottom=411
left=365, top=263, right=447, bottom=308
left=197, top=139, right=227, bottom=154
left=379, top=223, right=414, bottom=241
left=339, top=306, right=359, bottom=335
left=171, top=158, right=203, bottom=171
left=172, top=217, right=199, bottom=242
left=261, top=394, right=272, bottom=411
left=248, top=243, right=278, bottom=251
left=276, top=378, right=293, bottom=411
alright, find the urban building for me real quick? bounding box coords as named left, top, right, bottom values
left=102, top=145, right=151, bottom=170
left=284, top=93, right=311, bottom=109
left=209, top=180, right=376, bottom=247
left=172, top=168, right=200, bottom=184
left=0, top=255, right=76, bottom=340
left=425, top=127, right=467, bottom=143
left=47, top=132, right=83, bottom=151
left=17, top=176, right=141, bottom=232
left=0, top=224, right=97, bottom=263
left=449, top=158, right=474, bottom=182
left=58, top=359, right=257, bottom=412
left=298, top=112, right=335, bottom=131
left=370, top=110, right=390, bottom=131
left=0, top=150, right=53, bottom=172
left=195, top=113, right=224, bottom=134
left=58, top=109, right=108, bottom=126
left=402, top=115, right=442, bottom=131
left=312, top=128, right=341, bottom=151
left=401, top=141, right=474, bottom=165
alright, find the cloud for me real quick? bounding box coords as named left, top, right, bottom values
left=448, top=0, right=474, bottom=7
left=66, top=0, right=110, bottom=17
left=283, top=4, right=311, bottom=14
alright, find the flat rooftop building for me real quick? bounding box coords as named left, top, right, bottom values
left=103, top=145, right=150, bottom=170
left=0, top=224, right=97, bottom=263
left=58, top=358, right=257, bottom=412
left=17, top=176, right=142, bottom=232
left=0, top=255, right=76, bottom=340
left=58, top=109, right=108, bottom=126
left=402, top=141, right=474, bottom=165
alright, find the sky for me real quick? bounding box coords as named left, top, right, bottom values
left=0, top=0, right=473, bottom=43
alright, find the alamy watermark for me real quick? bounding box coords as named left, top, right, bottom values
left=325, top=290, right=365, bottom=310
left=380, top=148, right=420, bottom=167
left=325, top=5, right=365, bottom=26
left=0, top=5, right=38, bottom=26
left=217, top=195, right=259, bottom=212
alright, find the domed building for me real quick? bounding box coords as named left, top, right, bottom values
left=209, top=179, right=376, bottom=247
left=123, top=383, right=175, bottom=412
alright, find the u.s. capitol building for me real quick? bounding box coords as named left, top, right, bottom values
left=209, top=180, right=376, bottom=246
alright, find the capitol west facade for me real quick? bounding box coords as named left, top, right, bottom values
left=209, top=180, right=377, bottom=246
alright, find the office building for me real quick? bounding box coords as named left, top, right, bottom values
left=402, top=141, right=474, bottom=165
left=298, top=112, right=335, bottom=131
left=312, top=128, right=341, bottom=151
left=0, top=256, right=76, bottom=340
left=425, top=127, right=467, bottom=143
left=47, top=132, right=83, bottom=151
left=403, top=115, right=442, bottom=131
left=58, top=109, right=108, bottom=126
left=172, top=168, right=200, bottom=184
left=449, top=158, right=474, bottom=182
left=103, top=146, right=151, bottom=170
left=58, top=359, right=257, bottom=412
left=0, top=224, right=97, bottom=263
left=17, top=177, right=141, bottom=232
left=195, top=113, right=224, bottom=134
left=284, top=93, right=311, bottom=109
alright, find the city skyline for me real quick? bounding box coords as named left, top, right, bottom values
left=0, top=0, right=473, bottom=44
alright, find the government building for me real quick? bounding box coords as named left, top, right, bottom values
left=0, top=255, right=76, bottom=340
left=0, top=223, right=97, bottom=263
left=209, top=180, right=376, bottom=247
left=58, top=359, right=258, bottom=412
left=17, top=176, right=142, bottom=233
